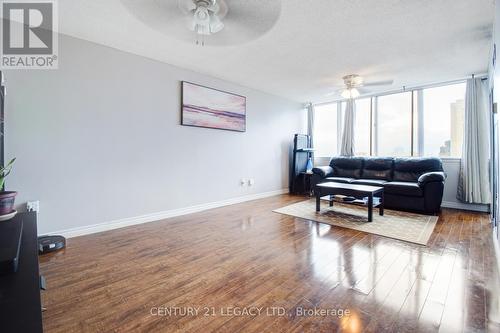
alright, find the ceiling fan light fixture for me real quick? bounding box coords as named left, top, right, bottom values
left=209, top=13, right=224, bottom=33
left=192, top=6, right=210, bottom=34
left=341, top=88, right=360, bottom=99
left=184, top=0, right=227, bottom=40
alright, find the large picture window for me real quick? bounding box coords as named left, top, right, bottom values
left=313, top=82, right=466, bottom=158
left=313, top=103, right=338, bottom=157
left=420, top=83, right=466, bottom=157
left=375, top=92, right=412, bottom=156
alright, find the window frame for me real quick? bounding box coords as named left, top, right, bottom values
left=313, top=80, right=467, bottom=160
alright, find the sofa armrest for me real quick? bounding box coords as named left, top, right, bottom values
left=312, top=166, right=334, bottom=178
left=418, top=171, right=446, bottom=186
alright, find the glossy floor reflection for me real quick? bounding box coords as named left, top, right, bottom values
left=40, top=195, right=500, bottom=332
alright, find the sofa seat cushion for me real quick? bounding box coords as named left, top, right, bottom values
left=350, top=179, right=388, bottom=186
left=324, top=177, right=354, bottom=184
left=384, top=181, right=423, bottom=197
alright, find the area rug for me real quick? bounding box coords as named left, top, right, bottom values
left=273, top=199, right=438, bottom=245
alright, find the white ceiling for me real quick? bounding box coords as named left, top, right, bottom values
left=59, top=0, right=495, bottom=103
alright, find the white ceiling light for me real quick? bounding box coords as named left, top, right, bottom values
left=341, top=88, right=360, bottom=99
left=180, top=0, right=228, bottom=45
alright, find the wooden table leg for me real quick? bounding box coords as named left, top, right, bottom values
left=368, top=194, right=373, bottom=222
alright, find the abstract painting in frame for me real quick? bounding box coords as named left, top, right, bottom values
left=181, top=81, right=246, bottom=132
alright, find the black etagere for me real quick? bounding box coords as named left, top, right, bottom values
left=290, top=134, right=314, bottom=194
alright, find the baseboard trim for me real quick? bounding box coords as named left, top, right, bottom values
left=43, top=188, right=288, bottom=239
left=441, top=201, right=490, bottom=213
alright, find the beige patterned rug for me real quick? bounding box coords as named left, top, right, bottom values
left=273, top=199, right=438, bottom=245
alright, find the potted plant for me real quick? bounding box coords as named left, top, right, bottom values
left=0, top=158, right=16, bottom=215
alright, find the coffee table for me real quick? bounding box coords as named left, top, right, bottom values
left=314, top=182, right=384, bottom=222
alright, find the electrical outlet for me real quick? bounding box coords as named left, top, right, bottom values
left=27, top=201, right=40, bottom=212
left=248, top=179, right=255, bottom=186
left=240, top=178, right=247, bottom=186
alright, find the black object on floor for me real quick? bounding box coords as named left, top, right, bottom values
left=38, top=235, right=66, bottom=254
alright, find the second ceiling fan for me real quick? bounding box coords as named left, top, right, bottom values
left=327, top=74, right=394, bottom=99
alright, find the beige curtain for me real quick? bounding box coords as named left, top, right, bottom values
left=457, top=78, right=491, bottom=204
left=307, top=103, right=314, bottom=155
left=340, top=99, right=355, bottom=156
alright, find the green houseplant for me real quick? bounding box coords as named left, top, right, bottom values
left=0, top=158, right=17, bottom=215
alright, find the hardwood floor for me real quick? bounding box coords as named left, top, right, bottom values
left=39, top=195, right=500, bottom=332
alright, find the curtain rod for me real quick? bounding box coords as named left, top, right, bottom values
left=313, top=73, right=488, bottom=107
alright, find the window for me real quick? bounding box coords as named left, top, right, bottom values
left=313, top=103, right=338, bottom=157
left=375, top=92, right=412, bottom=156
left=354, top=98, right=372, bottom=156
left=312, top=81, right=467, bottom=158
left=420, top=83, right=466, bottom=157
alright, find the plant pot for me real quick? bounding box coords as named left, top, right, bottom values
left=0, top=191, right=17, bottom=215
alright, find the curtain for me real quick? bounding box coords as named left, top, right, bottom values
left=307, top=103, right=314, bottom=154
left=457, top=78, right=491, bottom=204
left=340, top=99, right=355, bottom=156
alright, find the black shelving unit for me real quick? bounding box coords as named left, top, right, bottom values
left=291, top=134, right=314, bottom=194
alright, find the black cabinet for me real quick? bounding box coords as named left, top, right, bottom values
left=0, top=212, right=43, bottom=332
left=290, top=134, right=313, bottom=194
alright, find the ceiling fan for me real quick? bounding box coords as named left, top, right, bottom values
left=178, top=0, right=228, bottom=44
left=120, top=0, right=281, bottom=46
left=327, top=74, right=394, bottom=99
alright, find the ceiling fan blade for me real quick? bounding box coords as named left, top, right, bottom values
left=208, top=1, right=228, bottom=17
left=178, top=0, right=197, bottom=14
left=325, top=88, right=344, bottom=96
left=363, top=80, right=394, bottom=87
left=122, top=0, right=187, bottom=24
left=357, top=87, right=370, bottom=95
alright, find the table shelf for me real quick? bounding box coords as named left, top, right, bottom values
left=321, top=195, right=382, bottom=208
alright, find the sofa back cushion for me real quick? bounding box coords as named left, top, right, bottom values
left=329, top=157, right=364, bottom=178
left=361, top=157, right=394, bottom=180
left=393, top=157, right=443, bottom=182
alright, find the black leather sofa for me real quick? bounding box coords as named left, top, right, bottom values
left=312, top=157, right=446, bottom=214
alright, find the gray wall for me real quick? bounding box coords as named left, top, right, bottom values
left=4, top=34, right=304, bottom=234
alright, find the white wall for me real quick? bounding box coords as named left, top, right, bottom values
left=314, top=157, right=489, bottom=212
left=490, top=0, right=500, bottom=243
left=4, top=34, right=304, bottom=235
